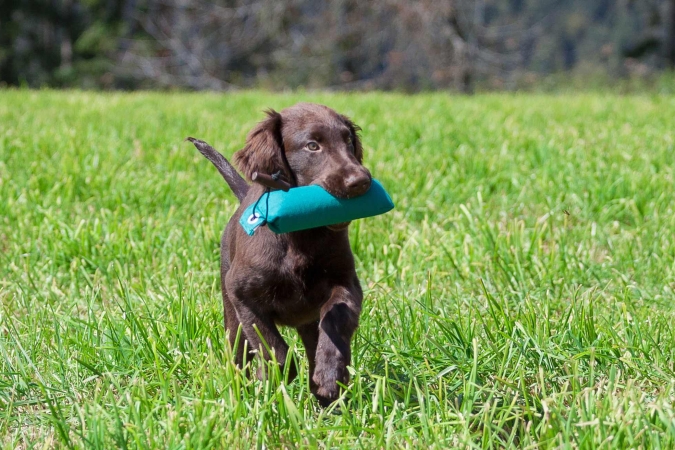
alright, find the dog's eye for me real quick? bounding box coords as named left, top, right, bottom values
left=306, top=142, right=320, bottom=151
left=346, top=137, right=354, bottom=151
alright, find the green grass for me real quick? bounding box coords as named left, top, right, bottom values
left=1, top=90, right=675, bottom=449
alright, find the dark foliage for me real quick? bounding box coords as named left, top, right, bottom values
left=1, top=0, right=673, bottom=91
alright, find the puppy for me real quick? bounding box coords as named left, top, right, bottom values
left=188, top=103, right=371, bottom=406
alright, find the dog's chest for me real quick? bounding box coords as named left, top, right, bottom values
left=234, top=245, right=330, bottom=305
left=274, top=246, right=329, bottom=300
left=228, top=229, right=353, bottom=326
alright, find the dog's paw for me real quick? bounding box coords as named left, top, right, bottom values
left=313, top=383, right=340, bottom=407
left=312, top=366, right=349, bottom=406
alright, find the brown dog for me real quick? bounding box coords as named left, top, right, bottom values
left=188, top=103, right=371, bottom=406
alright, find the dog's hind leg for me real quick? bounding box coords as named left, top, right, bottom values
left=229, top=300, right=297, bottom=382
left=222, top=285, right=249, bottom=366
left=221, top=226, right=253, bottom=368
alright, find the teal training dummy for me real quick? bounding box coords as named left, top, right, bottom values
left=185, top=137, right=394, bottom=236
left=240, top=179, right=394, bottom=236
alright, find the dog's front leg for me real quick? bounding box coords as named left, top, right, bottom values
left=297, top=321, right=319, bottom=392
left=230, top=300, right=296, bottom=382
left=312, top=284, right=362, bottom=406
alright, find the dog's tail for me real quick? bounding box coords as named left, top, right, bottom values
left=186, top=137, right=249, bottom=202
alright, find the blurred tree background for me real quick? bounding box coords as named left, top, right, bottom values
left=1, top=0, right=674, bottom=91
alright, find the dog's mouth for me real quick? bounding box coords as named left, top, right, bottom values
left=315, top=173, right=372, bottom=200
left=320, top=185, right=365, bottom=200
left=320, top=185, right=348, bottom=199
left=327, top=221, right=351, bottom=231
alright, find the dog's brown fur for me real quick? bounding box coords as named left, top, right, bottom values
left=197, top=103, right=371, bottom=406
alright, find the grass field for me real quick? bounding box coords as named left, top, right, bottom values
left=1, top=90, right=675, bottom=449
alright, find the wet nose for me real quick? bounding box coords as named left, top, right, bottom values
left=344, top=171, right=372, bottom=197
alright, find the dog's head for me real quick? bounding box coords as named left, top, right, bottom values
left=233, top=103, right=372, bottom=202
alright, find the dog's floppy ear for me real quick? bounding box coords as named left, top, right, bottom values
left=340, top=115, right=363, bottom=163
left=234, top=109, right=290, bottom=181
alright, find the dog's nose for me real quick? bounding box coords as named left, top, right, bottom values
left=344, top=172, right=371, bottom=197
